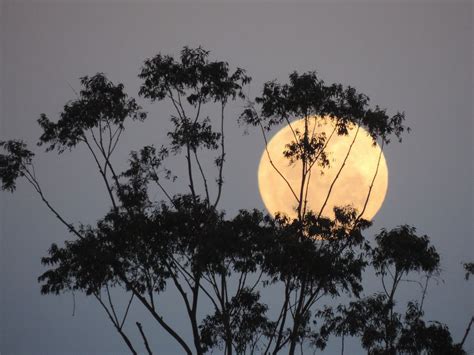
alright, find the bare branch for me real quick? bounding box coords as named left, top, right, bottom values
left=125, top=280, right=193, bottom=354
left=419, top=276, right=430, bottom=312
left=302, top=123, right=337, bottom=216
left=150, top=168, right=176, bottom=207
left=259, top=123, right=299, bottom=202
left=284, top=116, right=300, bottom=147
left=105, top=284, right=120, bottom=325
left=82, top=136, right=118, bottom=210
left=318, top=124, right=361, bottom=219
left=94, top=292, right=138, bottom=355
left=136, top=322, right=153, bottom=355
left=214, top=102, right=226, bottom=208
left=356, top=140, right=384, bottom=221
left=20, top=163, right=84, bottom=240
left=460, top=316, right=474, bottom=348
left=120, top=294, right=135, bottom=330
left=193, top=148, right=210, bottom=204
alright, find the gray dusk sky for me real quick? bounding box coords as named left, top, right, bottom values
left=1, top=1, right=473, bottom=354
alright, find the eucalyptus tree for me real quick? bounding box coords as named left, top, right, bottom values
left=240, top=71, right=408, bottom=354
left=316, top=225, right=465, bottom=354
left=1, top=46, right=464, bottom=355
left=0, top=47, right=270, bottom=355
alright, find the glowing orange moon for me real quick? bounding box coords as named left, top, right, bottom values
left=257, top=117, right=388, bottom=221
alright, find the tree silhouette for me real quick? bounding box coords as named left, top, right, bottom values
left=316, top=226, right=465, bottom=354
left=0, top=46, right=467, bottom=354
left=239, top=70, right=408, bottom=354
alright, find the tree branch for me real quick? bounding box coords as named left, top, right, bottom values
left=460, top=316, right=474, bottom=348
left=21, top=164, right=84, bottom=240
left=357, top=140, right=384, bottom=221
left=94, top=292, right=138, bottom=355
left=193, top=148, right=210, bottom=204
left=214, top=102, right=226, bottom=208
left=120, top=294, right=135, bottom=330
left=318, top=123, right=360, bottom=219
left=136, top=322, right=153, bottom=355
left=259, top=123, right=299, bottom=203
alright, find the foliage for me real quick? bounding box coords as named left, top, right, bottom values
left=463, top=262, right=474, bottom=280
left=199, top=288, right=275, bottom=354
left=316, top=226, right=464, bottom=354
left=138, top=46, right=250, bottom=105
left=0, top=46, right=465, bottom=355
left=238, top=68, right=408, bottom=354
left=37, top=73, right=146, bottom=154
left=372, top=225, right=440, bottom=276
left=240, top=71, right=408, bottom=143
left=0, top=140, right=34, bottom=191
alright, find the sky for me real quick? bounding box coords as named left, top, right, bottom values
left=1, top=1, right=472, bottom=354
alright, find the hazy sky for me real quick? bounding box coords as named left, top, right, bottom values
left=1, top=1, right=472, bottom=354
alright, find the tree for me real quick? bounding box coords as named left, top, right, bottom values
left=239, top=70, right=407, bottom=354
left=0, top=46, right=465, bottom=354
left=316, top=225, right=465, bottom=354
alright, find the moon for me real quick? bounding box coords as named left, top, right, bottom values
left=257, top=116, right=388, bottom=221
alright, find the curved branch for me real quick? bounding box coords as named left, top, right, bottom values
left=460, top=316, right=474, bottom=348
left=194, top=148, right=210, bottom=204
left=284, top=117, right=299, bottom=148
left=82, top=136, right=118, bottom=210
left=94, top=292, right=138, bottom=355
left=317, top=124, right=361, bottom=219
left=214, top=102, right=226, bottom=208
left=357, top=140, right=384, bottom=221
left=120, top=294, right=135, bottom=330
left=128, top=284, right=193, bottom=355
left=303, top=123, right=338, bottom=216
left=136, top=322, right=153, bottom=355
left=259, top=123, right=299, bottom=203
left=21, top=164, right=84, bottom=240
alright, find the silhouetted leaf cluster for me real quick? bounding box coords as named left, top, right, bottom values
left=464, top=262, right=474, bottom=280
left=38, top=73, right=146, bottom=153
left=200, top=288, right=275, bottom=354
left=138, top=46, right=251, bottom=105
left=240, top=71, right=408, bottom=144
left=0, top=140, right=34, bottom=191
left=373, top=225, right=440, bottom=276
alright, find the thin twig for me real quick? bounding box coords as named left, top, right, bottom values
left=21, top=164, right=84, bottom=240
left=72, top=292, right=76, bottom=316
left=105, top=284, right=120, bottom=325
left=136, top=322, right=153, bottom=355
left=94, top=292, right=138, bottom=355
left=302, top=124, right=338, bottom=216
left=259, top=123, right=299, bottom=202
left=214, top=102, right=226, bottom=208
left=317, top=124, right=361, bottom=219
left=120, top=294, right=135, bottom=330
left=460, top=316, right=474, bottom=347
left=357, top=140, right=384, bottom=221
left=193, top=148, right=210, bottom=203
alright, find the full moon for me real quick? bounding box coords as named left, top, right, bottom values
left=258, top=116, right=388, bottom=221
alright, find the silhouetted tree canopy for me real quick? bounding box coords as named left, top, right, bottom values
left=0, top=46, right=468, bottom=355
left=316, top=226, right=465, bottom=354
left=240, top=71, right=408, bottom=143
left=38, top=73, right=146, bottom=154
